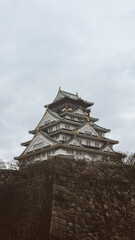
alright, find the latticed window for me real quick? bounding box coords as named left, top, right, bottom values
left=48, top=127, right=53, bottom=132
left=42, top=153, right=46, bottom=157
left=85, top=130, right=92, bottom=135
left=65, top=124, right=70, bottom=129
left=44, top=120, right=50, bottom=125
left=56, top=125, right=60, bottom=130
left=55, top=135, right=59, bottom=139
left=70, top=116, right=74, bottom=120
left=47, top=151, right=51, bottom=156
left=95, top=142, right=99, bottom=147
left=33, top=142, right=44, bottom=149
left=86, top=140, right=91, bottom=146
left=63, top=135, right=68, bottom=141
left=67, top=149, right=74, bottom=154
left=76, top=150, right=82, bottom=155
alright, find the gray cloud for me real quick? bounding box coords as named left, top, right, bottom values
left=1, top=0, right=135, bottom=160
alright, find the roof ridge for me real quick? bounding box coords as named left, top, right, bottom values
left=61, top=90, right=79, bottom=97
left=39, top=130, right=58, bottom=143
left=100, top=143, right=114, bottom=152
left=66, top=136, right=83, bottom=146
left=48, top=109, right=62, bottom=119
left=93, top=123, right=110, bottom=131
left=74, top=121, right=88, bottom=131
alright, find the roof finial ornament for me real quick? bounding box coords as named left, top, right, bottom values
left=76, top=92, right=78, bottom=96
left=36, top=125, right=40, bottom=131
left=59, top=86, right=61, bottom=92
left=46, top=106, right=49, bottom=110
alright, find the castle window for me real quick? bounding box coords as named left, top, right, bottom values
left=70, top=116, right=74, bottom=120
left=63, top=135, right=68, bottom=141
left=76, top=150, right=82, bottom=155
left=85, top=130, right=92, bottom=135
left=56, top=125, right=60, bottom=130
left=47, top=151, right=51, bottom=156
left=86, top=140, right=91, bottom=146
left=48, top=127, right=53, bottom=132
left=65, top=115, right=70, bottom=119
left=33, top=142, right=44, bottom=150
left=67, top=149, right=74, bottom=154
left=42, top=153, right=46, bottom=157
left=95, top=142, right=99, bottom=147
left=44, top=120, right=50, bottom=125
left=65, top=124, right=70, bottom=129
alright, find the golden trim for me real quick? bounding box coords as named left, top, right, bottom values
left=45, top=111, right=48, bottom=115
left=36, top=132, right=40, bottom=137
left=36, top=125, right=40, bottom=131
left=50, top=143, right=56, bottom=146
left=62, top=108, right=66, bottom=112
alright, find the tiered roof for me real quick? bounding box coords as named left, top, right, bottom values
left=15, top=88, right=123, bottom=162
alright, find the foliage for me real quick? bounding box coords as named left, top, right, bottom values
left=0, top=159, right=6, bottom=169
left=81, top=153, right=135, bottom=182
left=6, top=160, right=19, bottom=170
left=123, top=152, right=135, bottom=165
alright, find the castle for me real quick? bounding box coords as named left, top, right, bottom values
left=15, top=88, right=122, bottom=165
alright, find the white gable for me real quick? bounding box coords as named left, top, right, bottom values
left=39, top=112, right=57, bottom=127
left=69, top=139, right=82, bottom=147
left=25, top=133, right=56, bottom=153
left=102, top=145, right=114, bottom=153
left=74, top=108, right=85, bottom=116
left=53, top=93, right=64, bottom=102
left=78, top=123, right=98, bottom=136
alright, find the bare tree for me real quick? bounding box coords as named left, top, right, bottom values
left=0, top=159, right=6, bottom=169
left=6, top=160, right=19, bottom=170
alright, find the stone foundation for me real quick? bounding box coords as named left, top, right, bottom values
left=0, top=157, right=135, bottom=240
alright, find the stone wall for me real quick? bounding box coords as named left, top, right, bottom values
left=50, top=160, right=135, bottom=240
left=0, top=162, right=55, bottom=240
left=0, top=169, right=19, bottom=185
left=0, top=157, right=135, bottom=240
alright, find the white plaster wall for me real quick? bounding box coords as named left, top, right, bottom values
left=77, top=138, right=103, bottom=148
left=64, top=114, right=79, bottom=122
left=30, top=148, right=112, bottom=164
left=53, top=148, right=67, bottom=155
left=54, top=134, right=71, bottom=142
left=39, top=113, right=57, bottom=127
left=46, top=123, right=76, bottom=133
left=60, top=123, right=75, bottom=130
left=26, top=135, right=54, bottom=153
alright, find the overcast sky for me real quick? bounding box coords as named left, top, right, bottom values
left=1, top=0, right=135, bottom=161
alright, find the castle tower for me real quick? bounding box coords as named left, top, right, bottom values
left=15, top=89, right=123, bottom=165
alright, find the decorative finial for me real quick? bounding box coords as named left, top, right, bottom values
left=87, top=117, right=90, bottom=122
left=37, top=125, right=40, bottom=131
left=76, top=92, right=78, bottom=96
left=46, top=106, right=49, bottom=110
left=59, top=86, right=61, bottom=91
